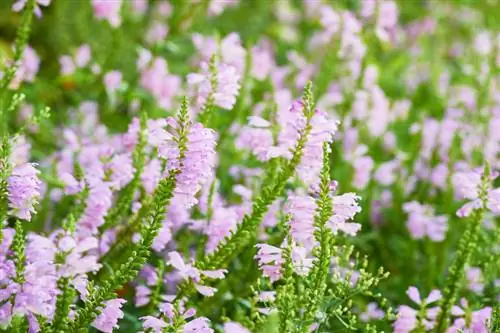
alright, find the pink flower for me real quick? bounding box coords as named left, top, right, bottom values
left=146, top=119, right=172, bottom=149
left=7, top=163, right=41, bottom=221
left=166, top=120, right=217, bottom=209
left=452, top=170, right=500, bottom=217
left=296, top=110, right=339, bottom=186
left=77, top=179, right=112, bottom=233
left=487, top=188, right=500, bottom=214
left=104, top=71, right=123, bottom=94
left=394, top=287, right=442, bottom=333
left=152, top=223, right=172, bottom=252
left=10, top=134, right=31, bottom=164
left=12, top=0, right=50, bottom=17
left=208, top=0, right=238, bottom=16
left=353, top=156, right=374, bottom=189
left=91, top=298, right=126, bottom=332
left=474, top=31, right=493, bottom=56
left=58, top=236, right=102, bottom=277
left=235, top=126, right=273, bottom=161
left=291, top=245, right=313, bottom=276
left=132, top=0, right=148, bottom=16
left=284, top=195, right=316, bottom=250
left=255, top=244, right=283, bottom=282
left=167, top=252, right=226, bottom=296
left=167, top=251, right=199, bottom=280
left=360, top=302, right=384, bottom=322
left=374, top=160, right=399, bottom=186
left=146, top=22, right=168, bottom=45
left=431, top=163, right=449, bottom=189
left=10, top=46, right=40, bottom=88
left=403, top=202, right=448, bottom=241
left=155, top=1, right=173, bottom=17
left=204, top=205, right=239, bottom=253
left=141, top=159, right=162, bottom=194
left=140, top=316, right=167, bottom=333
left=192, top=33, right=246, bottom=73
left=140, top=57, right=181, bottom=109
left=452, top=171, right=481, bottom=200
left=447, top=299, right=491, bottom=333
left=183, top=317, right=213, bottom=333
left=376, top=0, right=398, bottom=41
left=11, top=234, right=57, bottom=321
left=92, top=0, right=122, bottom=27
left=75, top=44, right=92, bottom=68
left=251, top=42, right=274, bottom=80
left=224, top=322, right=250, bottom=333
left=329, top=193, right=362, bottom=236
left=466, top=267, right=484, bottom=294
left=393, top=305, right=418, bottom=333
left=107, top=153, right=134, bottom=190
left=188, top=62, right=241, bottom=111
left=59, top=56, right=76, bottom=76
left=135, top=286, right=151, bottom=307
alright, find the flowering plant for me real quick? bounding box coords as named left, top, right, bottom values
left=0, top=0, right=498, bottom=332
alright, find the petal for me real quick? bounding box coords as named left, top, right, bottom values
left=407, top=286, right=421, bottom=304
left=12, top=1, right=26, bottom=12
left=183, top=308, right=196, bottom=319
left=195, top=284, right=216, bottom=297
left=167, top=251, right=186, bottom=270
left=425, top=290, right=442, bottom=304
left=201, top=269, right=227, bottom=279
left=451, top=306, right=465, bottom=316
left=248, top=116, right=271, bottom=128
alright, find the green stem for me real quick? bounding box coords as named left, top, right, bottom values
left=434, top=167, right=490, bottom=333
left=0, top=138, right=13, bottom=241
left=0, top=0, right=36, bottom=132
left=302, top=144, right=334, bottom=330
left=176, top=82, right=316, bottom=300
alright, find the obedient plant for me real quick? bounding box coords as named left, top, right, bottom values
left=0, top=0, right=499, bottom=332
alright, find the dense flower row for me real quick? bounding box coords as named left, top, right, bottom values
left=0, top=0, right=498, bottom=332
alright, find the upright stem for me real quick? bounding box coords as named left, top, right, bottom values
left=0, top=138, right=12, bottom=241
left=434, top=168, right=490, bottom=333
left=1, top=0, right=36, bottom=132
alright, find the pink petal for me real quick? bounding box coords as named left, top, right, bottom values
left=183, top=308, right=196, bottom=319
left=248, top=116, right=271, bottom=128
left=407, top=286, right=421, bottom=304
left=425, top=290, right=442, bottom=304
left=451, top=306, right=465, bottom=316
left=195, top=284, right=216, bottom=297
left=201, top=269, right=227, bottom=279
left=167, top=251, right=186, bottom=271
left=12, top=0, right=26, bottom=12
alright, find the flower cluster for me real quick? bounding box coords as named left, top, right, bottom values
left=0, top=0, right=498, bottom=332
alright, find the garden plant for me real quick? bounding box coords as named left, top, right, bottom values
left=0, top=0, right=499, bottom=332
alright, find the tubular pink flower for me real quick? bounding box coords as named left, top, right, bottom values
left=447, top=298, right=491, bottom=333
left=188, top=62, right=241, bottom=111
left=91, top=0, right=122, bottom=27
left=140, top=316, right=167, bottom=333
left=12, top=0, right=50, bottom=17
left=91, top=298, right=126, bottom=333
left=284, top=195, right=316, bottom=250
left=224, top=322, right=250, bottom=333
left=255, top=244, right=283, bottom=282
left=103, top=71, right=122, bottom=94
left=7, top=163, right=41, bottom=221
left=183, top=317, right=213, bottom=333
left=329, top=193, right=362, bottom=236
left=394, top=287, right=441, bottom=333
left=140, top=58, right=180, bottom=109
left=403, top=201, right=448, bottom=241
left=167, top=252, right=226, bottom=296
